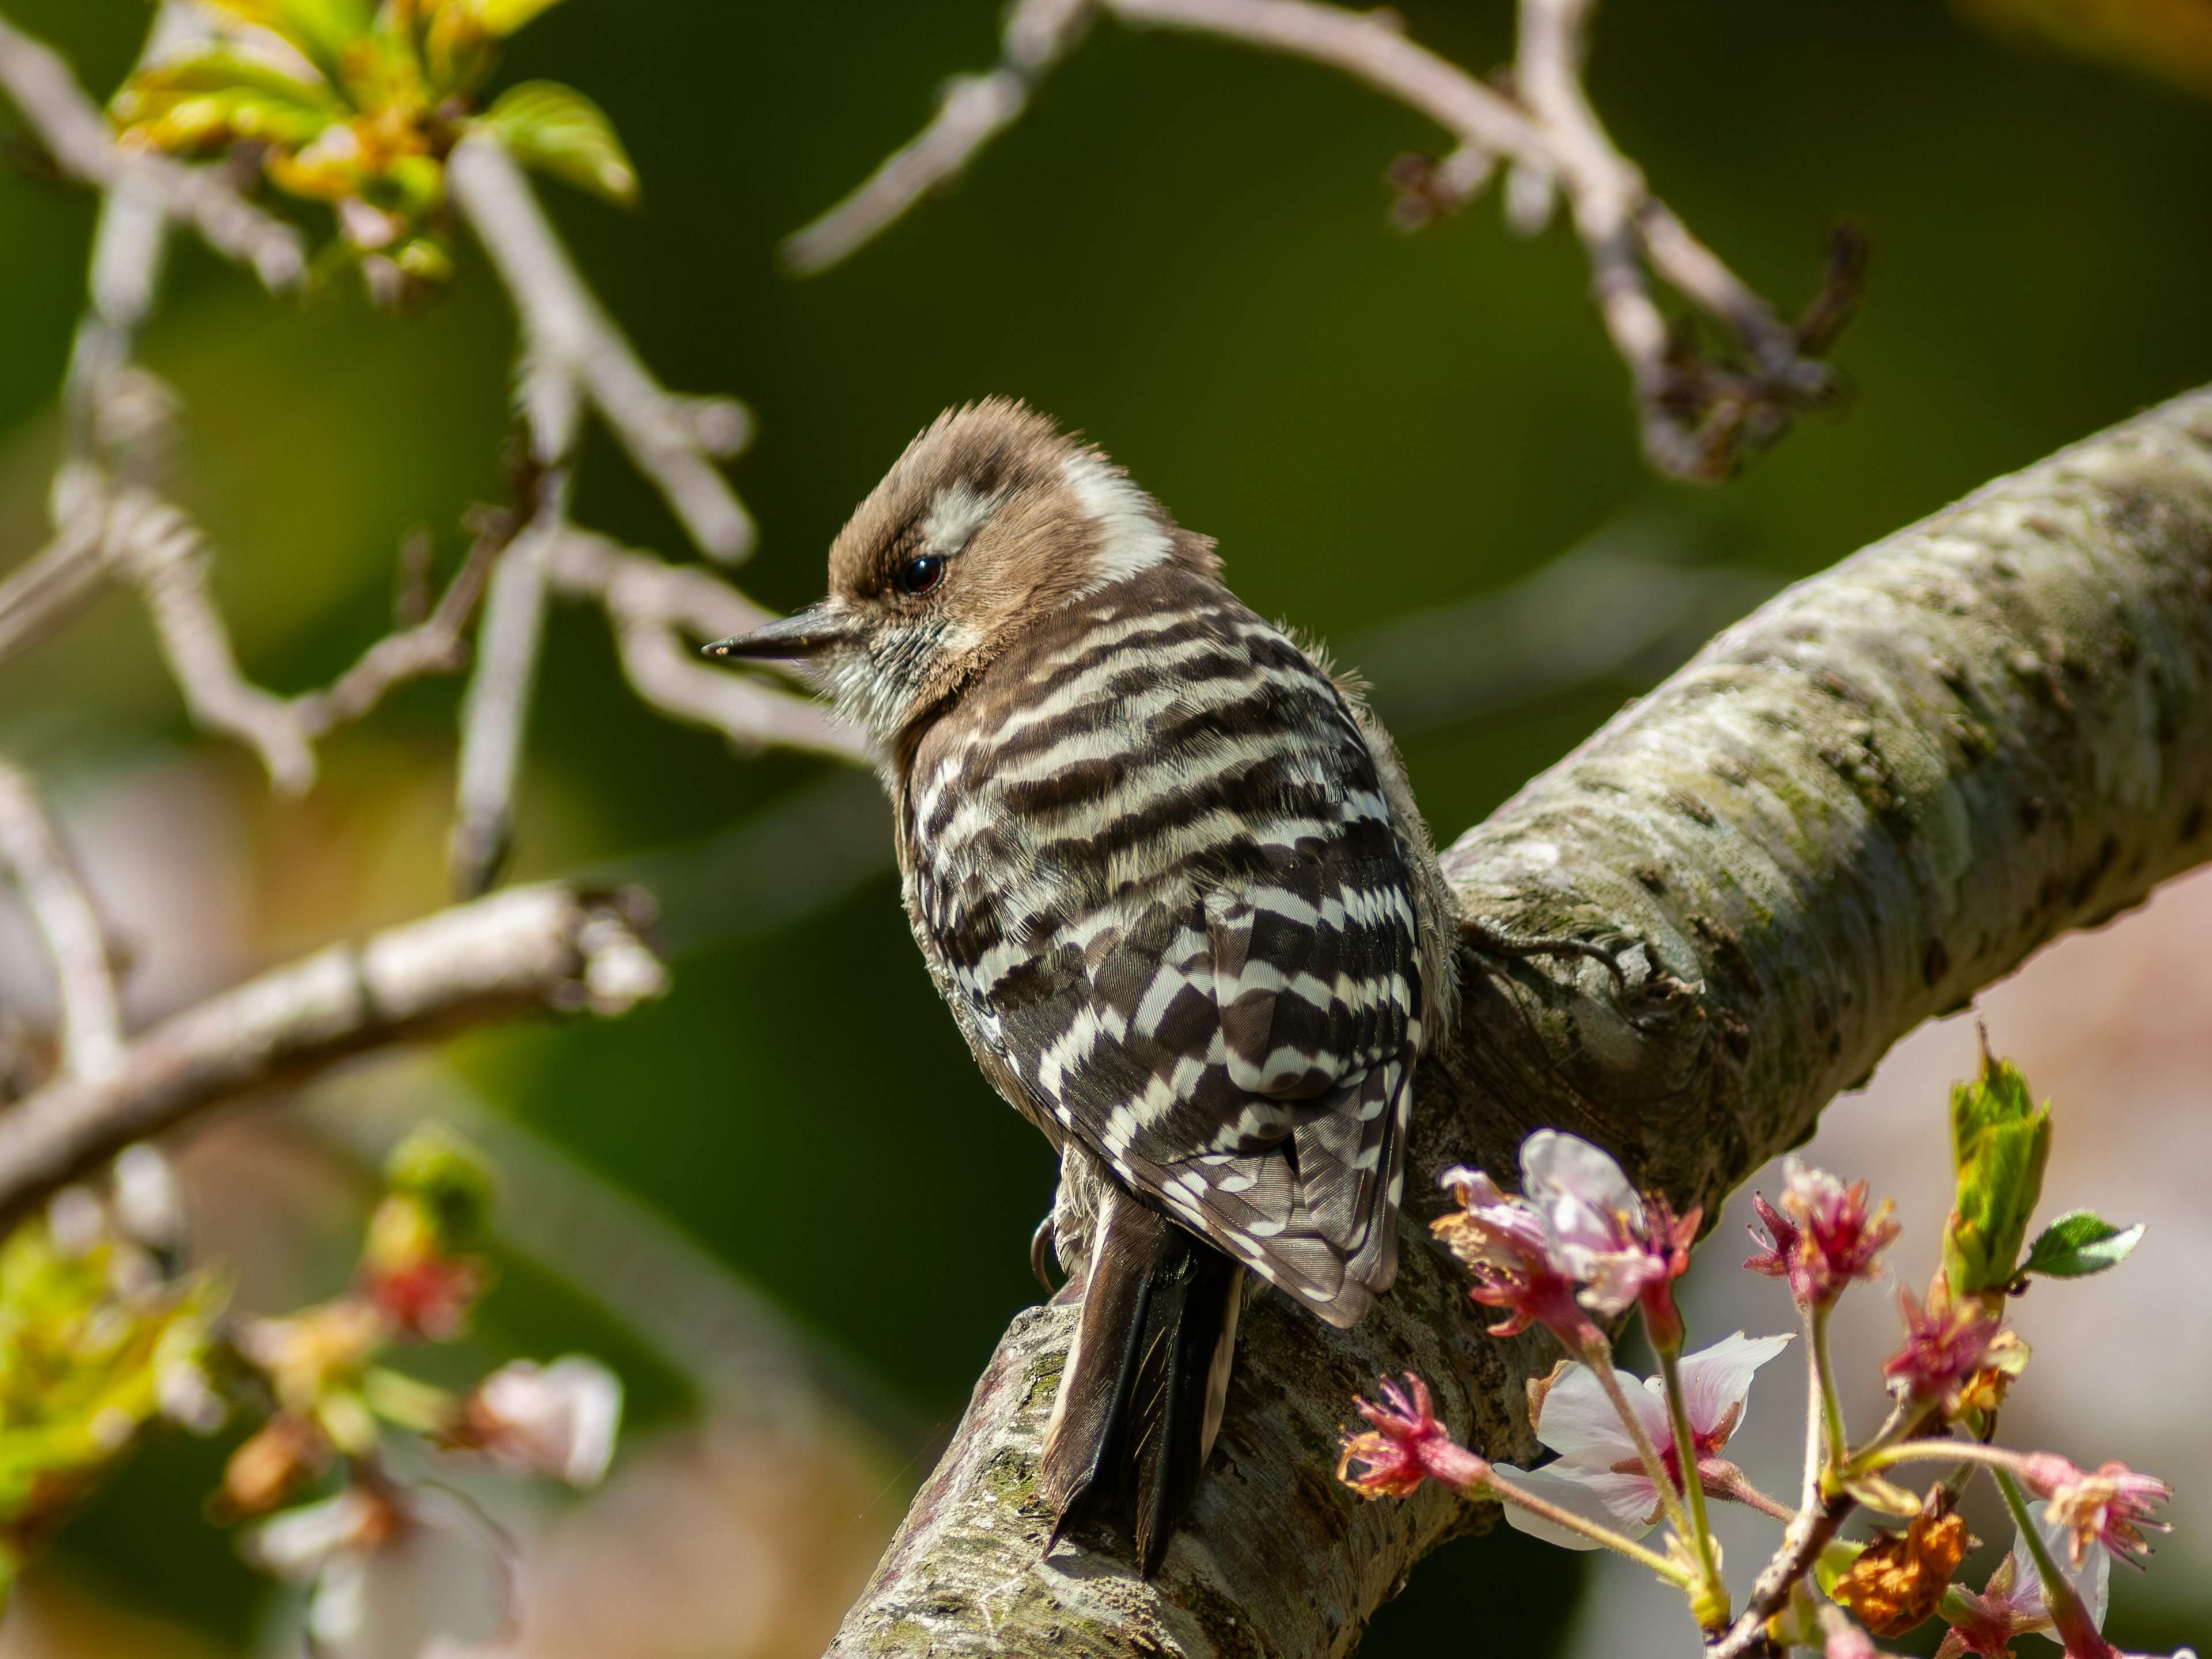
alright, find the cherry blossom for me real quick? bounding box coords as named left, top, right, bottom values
left=1745, top=1157, right=1900, bottom=1308
left=2020, top=1455, right=2173, bottom=1570
left=1491, top=1331, right=1792, bottom=1548
left=1938, top=1510, right=2109, bottom=1659
left=456, top=1355, right=624, bottom=1487
left=1336, top=1373, right=1492, bottom=1499
left=1433, top=1131, right=1698, bottom=1348
left=1881, top=1287, right=2002, bottom=1416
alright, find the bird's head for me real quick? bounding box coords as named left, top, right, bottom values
left=704, top=399, right=1214, bottom=741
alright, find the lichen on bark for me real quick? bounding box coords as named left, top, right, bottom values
left=827, top=388, right=2212, bottom=1659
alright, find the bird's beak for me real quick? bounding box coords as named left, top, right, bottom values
left=702, top=603, right=849, bottom=661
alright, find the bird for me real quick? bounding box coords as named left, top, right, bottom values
left=703, top=399, right=1460, bottom=1574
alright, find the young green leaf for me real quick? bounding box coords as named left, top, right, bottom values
left=2021, top=1210, right=2145, bottom=1279
left=480, top=82, right=638, bottom=204
left=199, top=0, right=375, bottom=78
left=1942, top=1049, right=2051, bottom=1298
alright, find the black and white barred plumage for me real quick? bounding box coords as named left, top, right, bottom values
left=706, top=400, right=1457, bottom=1574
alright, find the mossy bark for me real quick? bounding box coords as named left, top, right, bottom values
left=827, top=388, right=2212, bottom=1659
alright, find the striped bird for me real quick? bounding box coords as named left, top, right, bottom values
left=706, top=400, right=1459, bottom=1573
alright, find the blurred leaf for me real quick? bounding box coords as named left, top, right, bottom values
left=1942, top=1049, right=2051, bottom=1300
left=1953, top=0, right=2212, bottom=99
left=480, top=81, right=638, bottom=204
left=383, top=1123, right=494, bottom=1252
left=2021, top=1210, right=2145, bottom=1279
left=464, top=0, right=569, bottom=36
left=200, top=0, right=376, bottom=77
left=112, top=49, right=347, bottom=154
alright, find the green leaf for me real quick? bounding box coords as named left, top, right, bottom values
left=468, top=0, right=568, bottom=36
left=201, top=0, right=375, bottom=77
left=2021, top=1210, right=2145, bottom=1279
left=1815, top=1539, right=1867, bottom=1597
left=1942, top=1048, right=2052, bottom=1298
left=385, top=1122, right=494, bottom=1250
left=112, top=50, right=349, bottom=154
left=481, top=81, right=637, bottom=204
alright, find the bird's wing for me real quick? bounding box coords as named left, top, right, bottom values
left=993, top=818, right=1425, bottom=1327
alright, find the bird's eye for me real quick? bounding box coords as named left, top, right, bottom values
left=894, top=555, right=946, bottom=598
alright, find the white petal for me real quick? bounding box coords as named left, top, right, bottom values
left=1521, top=1130, right=1644, bottom=1228
left=1495, top=1460, right=1659, bottom=1551
left=1532, top=1359, right=1669, bottom=1457
left=1674, top=1331, right=1796, bottom=1444
left=2014, top=1506, right=2110, bottom=1628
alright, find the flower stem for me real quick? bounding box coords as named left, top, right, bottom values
left=1859, top=1439, right=2031, bottom=1479
left=1705, top=1465, right=1797, bottom=1524
left=1658, top=1346, right=1729, bottom=1622
left=1480, top=1468, right=1694, bottom=1584
left=1996, top=1467, right=2109, bottom=1658
left=1576, top=1334, right=1697, bottom=1546
left=1812, top=1302, right=1850, bottom=1496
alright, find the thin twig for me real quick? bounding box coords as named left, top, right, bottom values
left=780, top=0, right=1099, bottom=273
left=0, top=10, right=305, bottom=291
left=110, top=488, right=320, bottom=796
left=0, top=882, right=668, bottom=1233
left=446, top=134, right=756, bottom=562
left=0, top=520, right=108, bottom=668
left=450, top=506, right=562, bottom=897
left=294, top=512, right=513, bottom=737
left=785, top=0, right=1850, bottom=480
left=542, top=531, right=870, bottom=763
left=0, top=759, right=126, bottom=1082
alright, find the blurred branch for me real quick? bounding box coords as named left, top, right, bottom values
left=786, top=0, right=1857, bottom=480
left=0, top=759, right=124, bottom=1083
left=0, top=882, right=669, bottom=1233
left=0, top=9, right=305, bottom=292
left=293, top=510, right=512, bottom=738
left=824, top=390, right=2212, bottom=1659
left=543, top=531, right=870, bottom=763
left=447, top=135, right=757, bottom=563
left=115, top=489, right=321, bottom=795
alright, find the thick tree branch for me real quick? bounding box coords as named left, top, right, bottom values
left=0, top=883, right=668, bottom=1233
left=784, top=0, right=1850, bottom=479
left=825, top=388, right=2212, bottom=1659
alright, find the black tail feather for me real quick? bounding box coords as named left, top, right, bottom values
left=1041, top=1183, right=1244, bottom=1576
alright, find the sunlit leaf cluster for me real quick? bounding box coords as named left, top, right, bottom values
left=109, top=0, right=635, bottom=301
left=0, top=1192, right=221, bottom=1601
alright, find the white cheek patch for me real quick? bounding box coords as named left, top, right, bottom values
left=923, top=482, right=1010, bottom=557
left=1062, top=451, right=1173, bottom=589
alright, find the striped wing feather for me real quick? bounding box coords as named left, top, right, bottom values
left=910, top=567, right=1425, bottom=1327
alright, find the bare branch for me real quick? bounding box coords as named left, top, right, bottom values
left=451, top=514, right=559, bottom=897
left=0, top=883, right=668, bottom=1232
left=0, top=759, right=125, bottom=1083
left=542, top=531, right=870, bottom=763
left=447, top=134, right=757, bottom=562
left=109, top=489, right=320, bottom=796
left=823, top=388, right=2212, bottom=1659
left=781, top=0, right=1098, bottom=274
left=785, top=0, right=1848, bottom=479
left=0, top=520, right=108, bottom=669
left=294, top=512, right=512, bottom=737
left=0, top=10, right=305, bottom=291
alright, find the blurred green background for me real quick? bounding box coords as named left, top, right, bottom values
left=2, top=0, right=2209, bottom=1653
